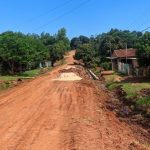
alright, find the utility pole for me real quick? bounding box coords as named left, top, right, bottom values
left=109, top=41, right=113, bottom=70
left=126, top=43, right=127, bottom=64
left=125, top=43, right=128, bottom=74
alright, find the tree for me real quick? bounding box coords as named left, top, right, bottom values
left=70, top=35, right=89, bottom=49
left=96, top=29, right=142, bottom=57
left=40, top=32, right=56, bottom=46
left=41, top=28, right=70, bottom=66
left=72, top=29, right=143, bottom=68
left=0, top=31, right=48, bottom=74
left=74, top=43, right=96, bottom=68
left=49, top=41, right=66, bottom=67
left=136, top=32, right=150, bottom=67
left=26, top=35, right=48, bottom=69
left=56, top=28, right=70, bottom=51
left=0, top=28, right=71, bottom=75
left=57, top=28, right=67, bottom=41
left=70, top=37, right=81, bottom=49
left=0, top=31, right=26, bottom=74
left=79, top=35, right=90, bottom=44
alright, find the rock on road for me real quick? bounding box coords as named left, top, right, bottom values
left=0, top=51, right=146, bottom=150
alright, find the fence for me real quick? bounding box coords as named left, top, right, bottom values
left=118, top=62, right=133, bottom=75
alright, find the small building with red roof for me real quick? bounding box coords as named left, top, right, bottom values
left=108, top=48, right=138, bottom=75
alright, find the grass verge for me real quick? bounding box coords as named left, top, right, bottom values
left=0, top=67, right=52, bottom=91
left=104, top=74, right=150, bottom=99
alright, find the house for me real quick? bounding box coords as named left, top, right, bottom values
left=108, top=48, right=138, bottom=75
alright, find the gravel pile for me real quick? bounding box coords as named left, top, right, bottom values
left=53, top=72, right=82, bottom=81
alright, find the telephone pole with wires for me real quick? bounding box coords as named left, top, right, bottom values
left=109, top=41, right=113, bottom=70
left=125, top=43, right=128, bottom=64
left=125, top=43, right=128, bottom=74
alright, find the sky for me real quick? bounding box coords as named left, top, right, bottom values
left=1, top=0, right=150, bottom=38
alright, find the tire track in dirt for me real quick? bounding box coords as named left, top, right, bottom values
left=0, top=51, right=148, bottom=150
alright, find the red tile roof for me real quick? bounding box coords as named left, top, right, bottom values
left=112, top=48, right=136, bottom=58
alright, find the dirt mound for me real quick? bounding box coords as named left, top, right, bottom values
left=105, top=86, right=150, bottom=146
left=60, top=65, right=91, bottom=79
left=138, top=89, right=150, bottom=97
left=53, top=72, right=82, bottom=81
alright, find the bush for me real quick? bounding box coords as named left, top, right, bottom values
left=100, top=62, right=111, bottom=70
left=136, top=96, right=150, bottom=106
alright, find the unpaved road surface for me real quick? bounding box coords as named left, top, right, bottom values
left=0, top=51, right=148, bottom=150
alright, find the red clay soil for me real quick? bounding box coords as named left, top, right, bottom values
left=0, top=51, right=148, bottom=150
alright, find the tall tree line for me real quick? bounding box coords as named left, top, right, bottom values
left=73, top=29, right=150, bottom=68
left=0, top=28, right=70, bottom=75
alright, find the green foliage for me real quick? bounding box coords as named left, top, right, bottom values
left=0, top=28, right=70, bottom=74
left=136, top=32, right=150, bottom=67
left=0, top=76, right=20, bottom=81
left=0, top=82, right=12, bottom=91
left=74, top=43, right=96, bottom=68
left=41, top=32, right=56, bottom=46
left=136, top=96, right=150, bottom=106
left=17, top=69, right=41, bottom=77
left=70, top=37, right=81, bottom=49
left=123, top=83, right=150, bottom=98
left=49, top=41, right=65, bottom=66
left=0, top=31, right=48, bottom=74
left=72, top=29, right=142, bottom=68
left=104, top=74, right=150, bottom=99
left=70, top=35, right=90, bottom=49
left=100, top=62, right=111, bottom=70
left=96, top=29, right=142, bottom=57
left=41, top=28, right=70, bottom=66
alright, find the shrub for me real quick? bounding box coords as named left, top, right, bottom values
left=100, top=62, right=111, bottom=70
left=136, top=96, right=150, bottom=106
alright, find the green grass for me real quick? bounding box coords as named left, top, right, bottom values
left=18, top=69, right=41, bottom=77
left=0, top=69, right=42, bottom=82
left=0, top=68, right=52, bottom=91
left=92, top=69, right=101, bottom=76
left=136, top=96, right=150, bottom=106
left=107, top=82, right=121, bottom=90
left=107, top=82, right=150, bottom=99
left=0, top=82, right=12, bottom=90
left=104, top=74, right=118, bottom=83
left=122, top=83, right=150, bottom=98
left=0, top=75, right=35, bottom=82
left=0, top=68, right=53, bottom=81
left=0, top=76, right=19, bottom=81
left=104, top=74, right=122, bottom=90
left=104, top=74, right=150, bottom=99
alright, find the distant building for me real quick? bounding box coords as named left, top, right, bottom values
left=108, top=48, right=138, bottom=75
left=39, top=61, right=52, bottom=68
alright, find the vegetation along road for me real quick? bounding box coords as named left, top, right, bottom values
left=0, top=51, right=148, bottom=150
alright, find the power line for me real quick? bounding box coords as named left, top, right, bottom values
left=12, top=0, right=74, bottom=30
left=126, top=6, right=150, bottom=30
left=34, top=0, right=91, bottom=31
left=141, top=26, right=150, bottom=32
left=29, top=0, right=74, bottom=22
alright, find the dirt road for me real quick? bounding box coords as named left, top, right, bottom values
left=0, top=51, right=148, bottom=150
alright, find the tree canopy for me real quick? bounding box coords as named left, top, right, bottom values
left=73, top=29, right=143, bottom=68
left=95, top=29, right=142, bottom=57
left=0, top=27, right=148, bottom=74
left=136, top=32, right=150, bottom=67
left=0, top=28, right=70, bottom=74
left=70, top=35, right=90, bottom=49
left=74, top=43, right=96, bottom=67
left=41, top=28, right=70, bottom=66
